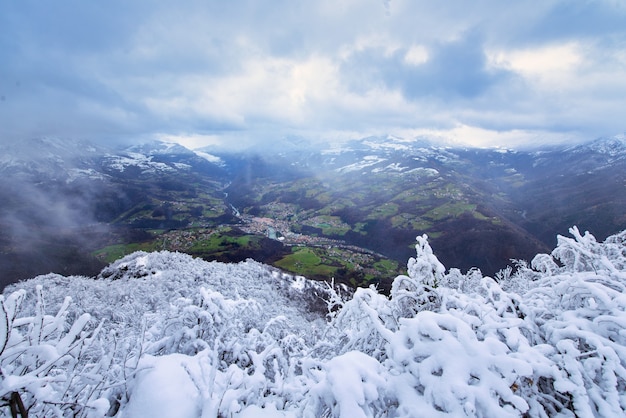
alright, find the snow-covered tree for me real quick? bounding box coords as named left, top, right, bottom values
left=2, top=227, right=626, bottom=417
left=0, top=287, right=110, bottom=417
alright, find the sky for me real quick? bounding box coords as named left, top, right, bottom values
left=1, top=0, right=625, bottom=150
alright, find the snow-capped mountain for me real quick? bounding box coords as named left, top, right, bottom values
left=3, top=133, right=623, bottom=186
left=0, top=138, right=228, bottom=183
left=216, top=133, right=626, bottom=278
left=567, top=133, right=626, bottom=157
left=291, top=133, right=626, bottom=177
left=124, top=140, right=197, bottom=156
left=100, top=141, right=227, bottom=178
left=0, top=137, right=107, bottom=182
left=1, top=134, right=625, bottom=287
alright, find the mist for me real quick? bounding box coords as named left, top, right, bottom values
left=0, top=138, right=141, bottom=288
left=0, top=182, right=106, bottom=288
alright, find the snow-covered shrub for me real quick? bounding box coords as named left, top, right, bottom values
left=0, top=286, right=110, bottom=417
left=121, top=287, right=315, bottom=417
left=319, top=228, right=626, bottom=417
left=520, top=269, right=626, bottom=416
left=390, top=234, right=445, bottom=317
left=144, top=287, right=263, bottom=357
left=323, top=286, right=395, bottom=360
left=406, top=234, right=446, bottom=288
left=388, top=311, right=531, bottom=417
left=550, top=226, right=626, bottom=277
left=301, top=351, right=389, bottom=418
left=2, top=226, right=626, bottom=417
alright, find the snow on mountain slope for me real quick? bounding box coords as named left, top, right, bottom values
left=124, top=141, right=196, bottom=156
left=193, top=150, right=224, bottom=165
left=568, top=133, right=626, bottom=157
left=335, top=155, right=387, bottom=173
left=321, top=133, right=626, bottom=177
left=0, top=137, right=105, bottom=181
left=10, top=252, right=330, bottom=335
left=102, top=141, right=206, bottom=174
left=293, top=135, right=466, bottom=175
left=0, top=137, right=226, bottom=182
left=102, top=152, right=179, bottom=174
left=2, top=227, right=626, bottom=417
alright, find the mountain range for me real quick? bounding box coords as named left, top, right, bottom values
left=1, top=134, right=625, bottom=289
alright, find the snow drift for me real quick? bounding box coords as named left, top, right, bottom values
left=1, top=227, right=626, bottom=417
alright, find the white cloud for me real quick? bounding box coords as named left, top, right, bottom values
left=444, top=124, right=578, bottom=148
left=191, top=55, right=340, bottom=125
left=404, top=45, right=429, bottom=66
left=156, top=133, right=222, bottom=149
left=487, top=42, right=583, bottom=85
left=338, top=34, right=402, bottom=61
left=1, top=0, right=625, bottom=148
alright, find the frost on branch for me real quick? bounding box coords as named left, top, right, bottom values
left=407, top=234, right=446, bottom=288
left=1, top=227, right=626, bottom=417
left=323, top=228, right=626, bottom=416
left=391, top=234, right=445, bottom=316
left=0, top=286, right=109, bottom=417
left=549, top=226, right=626, bottom=279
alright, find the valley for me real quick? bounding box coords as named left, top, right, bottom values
left=1, top=135, right=625, bottom=290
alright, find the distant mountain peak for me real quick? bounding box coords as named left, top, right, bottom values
left=124, top=140, right=195, bottom=156
left=574, top=134, right=626, bottom=157
left=0, top=137, right=106, bottom=180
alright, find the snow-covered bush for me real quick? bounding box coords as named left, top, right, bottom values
left=2, top=255, right=328, bottom=417
left=312, top=227, right=626, bottom=417
left=0, top=286, right=110, bottom=417
left=2, top=226, right=626, bottom=417
left=390, top=234, right=445, bottom=317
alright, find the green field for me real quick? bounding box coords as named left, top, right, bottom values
left=275, top=247, right=338, bottom=278
left=93, top=242, right=161, bottom=263
left=273, top=245, right=404, bottom=289
left=304, top=215, right=351, bottom=236
left=189, top=230, right=256, bottom=253
left=366, top=202, right=399, bottom=220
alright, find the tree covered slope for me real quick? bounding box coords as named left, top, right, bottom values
left=2, top=135, right=626, bottom=288
left=1, top=226, right=626, bottom=417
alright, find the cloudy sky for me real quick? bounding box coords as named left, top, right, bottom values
left=1, top=0, right=625, bottom=149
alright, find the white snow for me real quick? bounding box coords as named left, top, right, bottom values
left=290, top=275, right=307, bottom=290
left=336, top=156, right=386, bottom=173
left=363, top=139, right=410, bottom=151
left=237, top=405, right=297, bottom=417
left=66, top=168, right=108, bottom=182
left=194, top=151, right=224, bottom=165
left=406, top=167, right=439, bottom=177
left=2, top=227, right=626, bottom=417
left=173, top=162, right=192, bottom=170
left=104, top=153, right=175, bottom=173
left=371, top=162, right=409, bottom=173
left=121, top=354, right=201, bottom=418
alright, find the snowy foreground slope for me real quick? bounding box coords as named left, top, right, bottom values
left=1, top=227, right=626, bottom=417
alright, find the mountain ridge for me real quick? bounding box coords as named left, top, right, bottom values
left=1, top=134, right=625, bottom=288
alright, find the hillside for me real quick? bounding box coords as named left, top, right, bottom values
left=1, top=135, right=625, bottom=289
left=1, top=226, right=625, bottom=416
